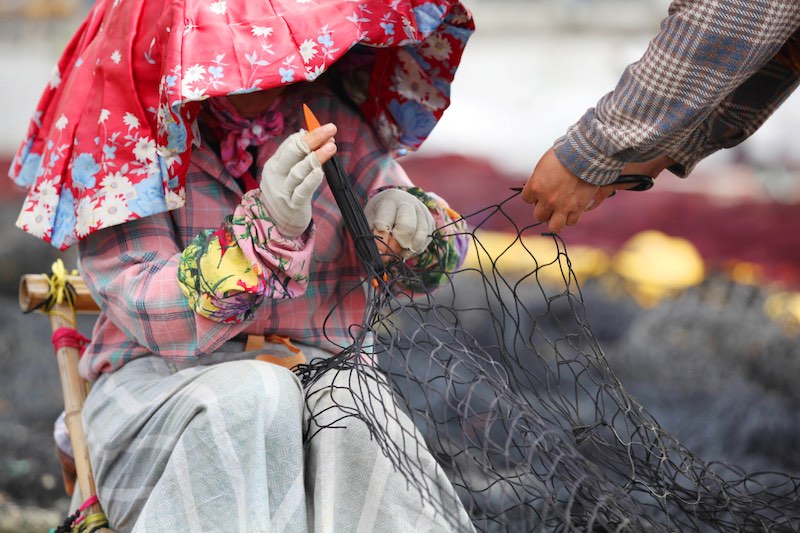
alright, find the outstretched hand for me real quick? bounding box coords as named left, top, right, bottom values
left=521, top=148, right=598, bottom=233
left=522, top=148, right=675, bottom=232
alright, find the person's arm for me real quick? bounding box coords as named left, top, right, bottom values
left=525, top=0, right=800, bottom=232
left=178, top=127, right=338, bottom=325
left=77, top=189, right=314, bottom=358
left=78, top=128, right=337, bottom=359
left=555, top=0, right=800, bottom=185
left=583, top=51, right=800, bottom=211
left=559, top=41, right=800, bottom=215
left=176, top=188, right=317, bottom=324
left=664, top=55, right=800, bottom=177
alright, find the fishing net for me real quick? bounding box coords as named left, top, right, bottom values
left=297, top=188, right=800, bottom=532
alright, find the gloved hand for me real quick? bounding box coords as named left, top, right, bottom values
left=364, top=188, right=435, bottom=259
left=260, top=125, right=337, bottom=238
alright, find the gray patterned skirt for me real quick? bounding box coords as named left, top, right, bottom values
left=81, top=343, right=474, bottom=532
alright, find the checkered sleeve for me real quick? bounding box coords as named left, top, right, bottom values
left=554, top=0, right=800, bottom=185
left=666, top=54, right=800, bottom=177
left=78, top=178, right=315, bottom=359
left=77, top=211, right=254, bottom=359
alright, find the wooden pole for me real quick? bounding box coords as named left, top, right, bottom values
left=48, top=301, right=106, bottom=520
left=19, top=272, right=113, bottom=531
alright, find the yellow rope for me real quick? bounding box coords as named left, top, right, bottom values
left=75, top=511, right=110, bottom=533
left=47, top=260, right=77, bottom=311
left=47, top=259, right=78, bottom=307
left=33, top=259, right=81, bottom=326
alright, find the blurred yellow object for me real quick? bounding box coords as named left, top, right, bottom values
left=612, top=230, right=704, bottom=307
left=764, top=291, right=800, bottom=335
left=463, top=230, right=610, bottom=283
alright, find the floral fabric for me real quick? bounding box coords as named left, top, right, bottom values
left=9, top=0, right=474, bottom=250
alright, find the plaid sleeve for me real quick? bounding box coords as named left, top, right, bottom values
left=554, top=0, right=800, bottom=185
left=666, top=55, right=800, bottom=177
left=77, top=211, right=254, bottom=359
left=177, top=189, right=314, bottom=324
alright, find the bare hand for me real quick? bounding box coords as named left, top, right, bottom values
left=373, top=230, right=404, bottom=263
left=303, top=123, right=338, bottom=165
left=523, top=149, right=677, bottom=232
left=521, top=148, right=598, bottom=233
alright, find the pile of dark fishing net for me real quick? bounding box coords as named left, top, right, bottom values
left=297, top=190, right=800, bottom=532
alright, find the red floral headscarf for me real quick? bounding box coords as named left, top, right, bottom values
left=9, top=0, right=474, bottom=249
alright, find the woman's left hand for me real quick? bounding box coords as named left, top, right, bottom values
left=364, top=189, right=435, bottom=261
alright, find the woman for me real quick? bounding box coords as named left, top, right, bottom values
left=10, top=0, right=476, bottom=530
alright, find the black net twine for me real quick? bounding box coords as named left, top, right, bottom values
left=294, top=182, right=800, bottom=532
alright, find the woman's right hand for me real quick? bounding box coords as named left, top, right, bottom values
left=260, top=124, right=338, bottom=238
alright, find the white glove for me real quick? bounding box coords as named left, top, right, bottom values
left=260, top=131, right=324, bottom=238
left=364, top=188, right=435, bottom=259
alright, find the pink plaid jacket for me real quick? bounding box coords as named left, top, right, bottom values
left=77, top=87, right=467, bottom=382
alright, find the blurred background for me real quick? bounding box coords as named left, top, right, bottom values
left=2, top=0, right=800, bottom=529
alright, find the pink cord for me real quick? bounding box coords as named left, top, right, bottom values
left=52, top=327, right=90, bottom=355
left=72, top=495, right=100, bottom=525
left=79, top=495, right=98, bottom=511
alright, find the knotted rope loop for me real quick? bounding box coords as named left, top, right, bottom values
left=52, top=327, right=91, bottom=356
left=23, top=259, right=80, bottom=324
